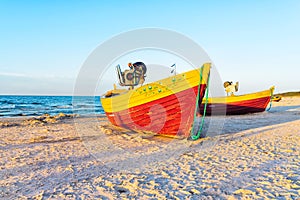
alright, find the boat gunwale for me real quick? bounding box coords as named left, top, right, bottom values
left=203, top=86, right=275, bottom=104
left=101, top=64, right=211, bottom=113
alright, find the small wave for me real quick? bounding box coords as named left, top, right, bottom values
left=9, top=113, right=27, bottom=117
left=31, top=102, right=43, bottom=105
left=0, top=105, right=15, bottom=109
left=73, top=105, right=96, bottom=109
left=52, top=105, right=72, bottom=109
left=0, top=99, right=16, bottom=104
left=6, top=101, right=15, bottom=105
left=15, top=105, right=35, bottom=109
left=0, top=110, right=11, bottom=113
left=0, top=100, right=8, bottom=104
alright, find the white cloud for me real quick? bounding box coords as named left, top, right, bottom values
left=0, top=71, right=74, bottom=79
left=0, top=72, right=27, bottom=77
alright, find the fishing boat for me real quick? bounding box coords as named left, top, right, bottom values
left=200, top=86, right=275, bottom=115
left=100, top=62, right=211, bottom=138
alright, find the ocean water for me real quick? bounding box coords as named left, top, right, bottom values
left=0, top=96, right=104, bottom=117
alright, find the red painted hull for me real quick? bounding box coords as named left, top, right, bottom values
left=105, top=84, right=207, bottom=137
left=200, top=96, right=271, bottom=115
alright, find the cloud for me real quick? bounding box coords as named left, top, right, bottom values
left=0, top=71, right=74, bottom=79
left=0, top=72, right=28, bottom=77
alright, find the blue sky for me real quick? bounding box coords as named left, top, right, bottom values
left=0, top=0, right=299, bottom=95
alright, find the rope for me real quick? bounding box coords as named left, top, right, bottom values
left=266, top=87, right=274, bottom=111
left=190, top=68, right=210, bottom=140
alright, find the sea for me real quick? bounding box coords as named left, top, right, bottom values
left=0, top=95, right=105, bottom=118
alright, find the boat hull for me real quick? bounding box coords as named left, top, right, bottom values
left=105, top=85, right=207, bottom=137
left=101, top=63, right=211, bottom=137
left=200, top=87, right=274, bottom=115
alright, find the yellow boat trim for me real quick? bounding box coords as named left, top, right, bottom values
left=101, top=63, right=211, bottom=113
left=203, top=86, right=275, bottom=104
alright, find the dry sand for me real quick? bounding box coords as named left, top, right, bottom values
left=0, top=97, right=299, bottom=199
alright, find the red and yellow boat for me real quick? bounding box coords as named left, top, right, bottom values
left=200, top=86, right=275, bottom=115
left=101, top=62, right=211, bottom=137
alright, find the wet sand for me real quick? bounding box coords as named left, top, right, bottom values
left=0, top=97, right=299, bottom=199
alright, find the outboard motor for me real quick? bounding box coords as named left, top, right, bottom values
left=224, top=81, right=239, bottom=96
left=116, top=62, right=147, bottom=88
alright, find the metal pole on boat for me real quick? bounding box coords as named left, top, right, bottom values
left=170, top=63, right=176, bottom=75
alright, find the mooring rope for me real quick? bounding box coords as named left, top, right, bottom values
left=266, top=87, right=274, bottom=111
left=190, top=68, right=210, bottom=140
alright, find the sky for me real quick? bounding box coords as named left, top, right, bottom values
left=0, top=0, right=299, bottom=95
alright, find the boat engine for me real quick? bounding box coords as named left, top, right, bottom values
left=224, top=81, right=239, bottom=96
left=116, top=62, right=147, bottom=88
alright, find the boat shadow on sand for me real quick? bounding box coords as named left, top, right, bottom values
left=199, top=104, right=300, bottom=138
left=94, top=104, right=300, bottom=141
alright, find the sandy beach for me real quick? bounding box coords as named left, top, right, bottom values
left=1, top=97, right=300, bottom=199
